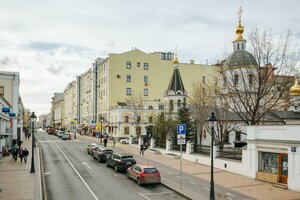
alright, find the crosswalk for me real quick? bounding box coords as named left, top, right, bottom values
left=38, top=140, right=82, bottom=143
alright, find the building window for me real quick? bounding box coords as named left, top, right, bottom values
left=125, top=116, right=129, bottom=123
left=170, top=100, right=174, bottom=111
left=202, top=76, right=206, bottom=84
left=144, top=76, right=148, bottom=83
left=177, top=100, right=181, bottom=109
left=249, top=74, right=253, bottom=86
left=137, top=116, right=141, bottom=123
left=126, top=75, right=131, bottom=82
left=258, top=152, right=278, bottom=174
left=0, top=86, right=4, bottom=95
left=149, top=116, right=153, bottom=123
left=136, top=127, right=141, bottom=135
left=144, top=89, right=148, bottom=96
left=234, top=74, right=239, bottom=85
left=126, top=61, right=131, bottom=69
left=235, top=131, right=241, bottom=141
left=214, top=78, right=218, bottom=86
left=124, top=126, right=129, bottom=134
left=137, top=62, right=140, bottom=67
left=144, top=63, right=148, bottom=70
left=126, top=88, right=131, bottom=95
left=203, top=130, right=207, bottom=139
left=148, top=106, right=153, bottom=110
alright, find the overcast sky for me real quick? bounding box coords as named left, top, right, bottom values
left=0, top=0, right=300, bottom=116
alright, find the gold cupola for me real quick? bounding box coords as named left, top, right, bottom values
left=235, top=20, right=244, bottom=40
left=173, top=54, right=179, bottom=65
left=290, top=77, right=300, bottom=96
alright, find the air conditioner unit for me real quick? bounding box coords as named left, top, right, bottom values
left=144, top=82, right=149, bottom=86
left=117, top=75, right=121, bottom=78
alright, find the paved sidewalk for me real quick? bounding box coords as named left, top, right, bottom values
left=0, top=137, right=42, bottom=200
left=80, top=135, right=300, bottom=200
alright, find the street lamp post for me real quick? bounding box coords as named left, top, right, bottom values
left=30, top=112, right=37, bottom=173
left=99, top=116, right=104, bottom=143
left=208, top=112, right=217, bottom=200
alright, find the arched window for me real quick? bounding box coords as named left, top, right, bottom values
left=170, top=100, right=174, bottom=111
left=148, top=106, right=153, bottom=110
left=237, top=43, right=240, bottom=50
left=177, top=100, right=182, bottom=109
left=234, top=74, right=239, bottom=85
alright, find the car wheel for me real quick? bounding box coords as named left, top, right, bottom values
left=106, top=161, right=109, bottom=167
left=137, top=177, right=142, bottom=186
left=122, top=141, right=125, bottom=144
left=97, top=156, right=101, bottom=163
left=114, top=165, right=118, bottom=172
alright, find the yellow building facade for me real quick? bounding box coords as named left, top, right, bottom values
left=64, top=80, right=78, bottom=131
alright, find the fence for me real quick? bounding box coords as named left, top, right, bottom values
left=172, top=143, right=187, bottom=151
left=217, top=148, right=242, bottom=161
left=155, top=140, right=166, bottom=149
left=193, top=145, right=210, bottom=156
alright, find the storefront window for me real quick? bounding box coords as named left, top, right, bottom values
left=259, top=152, right=278, bottom=174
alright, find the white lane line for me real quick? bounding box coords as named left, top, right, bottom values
left=53, top=143, right=99, bottom=200
left=203, top=187, right=210, bottom=191
left=188, top=180, right=197, bottom=185
left=138, top=193, right=151, bottom=200
left=166, top=171, right=172, bottom=174
left=226, top=197, right=233, bottom=200
left=82, top=162, right=92, bottom=170
left=141, top=192, right=172, bottom=196
left=176, top=175, right=185, bottom=179
left=227, top=192, right=236, bottom=197
left=44, top=172, right=51, bottom=175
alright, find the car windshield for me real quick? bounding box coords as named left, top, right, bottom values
left=103, top=150, right=113, bottom=153
left=121, top=155, right=133, bottom=159
left=143, top=168, right=158, bottom=173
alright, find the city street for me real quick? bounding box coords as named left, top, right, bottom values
left=36, top=131, right=187, bottom=200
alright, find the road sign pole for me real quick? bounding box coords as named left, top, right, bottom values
left=180, top=144, right=182, bottom=190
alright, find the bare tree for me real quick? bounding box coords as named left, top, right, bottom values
left=126, top=94, right=144, bottom=136
left=218, top=29, right=299, bottom=125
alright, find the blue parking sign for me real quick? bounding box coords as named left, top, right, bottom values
left=177, top=124, right=186, bottom=139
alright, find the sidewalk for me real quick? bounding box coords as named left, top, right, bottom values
left=0, top=137, right=42, bottom=200
left=80, top=135, right=300, bottom=200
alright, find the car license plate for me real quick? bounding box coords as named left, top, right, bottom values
left=126, top=162, right=131, bottom=164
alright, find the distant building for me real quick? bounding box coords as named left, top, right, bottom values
left=51, top=93, right=64, bottom=128
left=64, top=80, right=78, bottom=131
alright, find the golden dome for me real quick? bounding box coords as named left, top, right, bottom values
left=290, top=77, right=300, bottom=96
left=173, top=55, right=179, bottom=65
left=235, top=21, right=244, bottom=40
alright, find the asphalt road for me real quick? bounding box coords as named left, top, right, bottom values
left=36, top=131, right=187, bottom=200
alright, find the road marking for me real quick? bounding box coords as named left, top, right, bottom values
left=226, top=197, right=233, bottom=200
left=82, top=162, right=92, bottom=170
left=203, top=187, right=210, bottom=191
left=44, top=172, right=51, bottom=175
left=166, top=171, right=172, bottom=174
left=138, top=193, right=151, bottom=200
left=53, top=143, right=99, bottom=200
left=176, top=175, right=184, bottom=179
left=227, top=192, right=236, bottom=197
left=188, top=180, right=197, bottom=185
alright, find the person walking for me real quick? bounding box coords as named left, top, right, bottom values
left=19, top=147, right=24, bottom=162
left=12, top=145, right=19, bottom=161
left=23, top=148, right=29, bottom=163
left=140, top=144, right=145, bottom=156
left=103, top=137, right=108, bottom=147
left=112, top=137, right=116, bottom=148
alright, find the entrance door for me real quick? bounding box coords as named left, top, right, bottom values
left=278, top=154, right=288, bottom=184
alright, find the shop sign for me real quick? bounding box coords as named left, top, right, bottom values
left=257, top=145, right=287, bottom=152
left=291, top=147, right=297, bottom=152
left=9, top=112, right=16, bottom=117
left=2, top=107, right=10, bottom=113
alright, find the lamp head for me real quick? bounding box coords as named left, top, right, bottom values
left=30, top=112, right=37, bottom=123
left=208, top=112, right=217, bottom=127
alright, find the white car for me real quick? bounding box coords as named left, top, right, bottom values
left=62, top=132, right=71, bottom=140
left=119, top=138, right=130, bottom=144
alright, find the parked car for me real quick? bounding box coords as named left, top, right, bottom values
left=127, top=164, right=161, bottom=185
left=106, top=153, right=136, bottom=172
left=57, top=131, right=65, bottom=138
left=93, top=147, right=114, bottom=163
left=90, top=144, right=102, bottom=157
left=62, top=132, right=71, bottom=140
left=87, top=143, right=97, bottom=154
left=119, top=137, right=137, bottom=144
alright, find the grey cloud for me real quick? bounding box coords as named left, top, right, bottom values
left=46, top=65, right=66, bottom=75
left=29, top=42, right=62, bottom=51
left=1, top=57, right=10, bottom=65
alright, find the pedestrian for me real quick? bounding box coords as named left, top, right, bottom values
left=17, top=140, right=22, bottom=150
left=112, top=137, right=116, bottom=148
left=23, top=148, right=29, bottom=163
left=19, top=147, right=24, bottom=162
left=103, top=137, right=108, bottom=147
left=28, top=133, right=31, bottom=140
left=140, top=144, right=145, bottom=155
left=12, top=145, right=19, bottom=161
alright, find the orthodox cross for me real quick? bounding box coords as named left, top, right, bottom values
left=237, top=6, right=243, bottom=22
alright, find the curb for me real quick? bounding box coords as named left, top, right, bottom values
left=160, top=180, right=194, bottom=200
left=39, top=146, right=47, bottom=200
